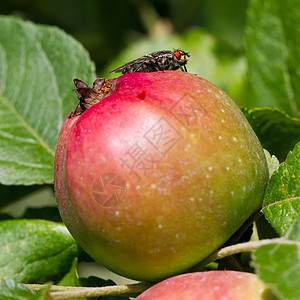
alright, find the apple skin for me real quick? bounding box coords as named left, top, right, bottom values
left=54, top=71, right=268, bottom=281
left=136, top=271, right=275, bottom=300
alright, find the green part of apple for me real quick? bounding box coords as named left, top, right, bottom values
left=54, top=71, right=269, bottom=281
left=136, top=271, right=277, bottom=299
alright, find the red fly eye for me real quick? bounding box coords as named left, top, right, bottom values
left=174, top=50, right=181, bottom=59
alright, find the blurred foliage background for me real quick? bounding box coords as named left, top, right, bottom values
left=0, top=0, right=249, bottom=102
left=1, top=0, right=248, bottom=68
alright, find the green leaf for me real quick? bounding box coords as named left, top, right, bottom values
left=0, top=16, right=96, bottom=185
left=252, top=215, right=300, bottom=300
left=244, top=107, right=300, bottom=159
left=263, top=149, right=280, bottom=179
left=245, top=0, right=300, bottom=117
left=58, top=258, right=81, bottom=300
left=0, top=219, right=80, bottom=283
left=286, top=213, right=300, bottom=241
left=0, top=277, right=33, bottom=299
left=0, top=277, right=52, bottom=300
left=106, top=28, right=246, bottom=102
left=58, top=258, right=80, bottom=287
left=262, top=141, right=300, bottom=235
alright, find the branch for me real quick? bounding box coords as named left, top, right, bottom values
left=26, top=282, right=153, bottom=300
left=189, top=238, right=296, bottom=271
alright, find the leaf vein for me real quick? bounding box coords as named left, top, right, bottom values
left=0, top=95, right=54, bottom=156
left=0, top=159, right=52, bottom=169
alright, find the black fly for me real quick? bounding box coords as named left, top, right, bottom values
left=110, top=49, right=190, bottom=74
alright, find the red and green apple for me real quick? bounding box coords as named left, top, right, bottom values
left=54, top=71, right=268, bottom=281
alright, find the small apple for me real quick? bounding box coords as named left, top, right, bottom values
left=54, top=71, right=268, bottom=281
left=136, top=271, right=275, bottom=299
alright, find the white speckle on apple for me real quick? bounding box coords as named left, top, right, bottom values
left=117, top=226, right=122, bottom=231
left=233, top=136, right=238, bottom=142
left=221, top=109, right=225, bottom=113
left=218, top=136, right=222, bottom=139
left=238, top=158, right=242, bottom=163
left=175, top=233, right=180, bottom=239
left=157, top=187, right=167, bottom=195
left=206, top=174, right=210, bottom=179
left=190, top=197, right=195, bottom=202
left=158, top=224, right=163, bottom=229
left=136, top=185, right=141, bottom=190
left=221, top=119, right=225, bottom=123
left=214, top=286, right=220, bottom=290
left=80, top=176, right=83, bottom=181
left=231, top=191, right=235, bottom=196
left=210, top=190, right=214, bottom=195
left=208, top=166, right=213, bottom=171
left=226, top=166, right=230, bottom=171
left=150, top=184, right=156, bottom=189
left=115, top=211, right=120, bottom=216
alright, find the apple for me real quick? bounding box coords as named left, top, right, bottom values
left=136, top=271, right=275, bottom=299
left=54, top=71, right=268, bottom=281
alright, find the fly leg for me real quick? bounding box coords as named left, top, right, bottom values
left=149, top=60, right=164, bottom=71
left=175, top=63, right=188, bottom=72
left=176, top=63, right=186, bottom=72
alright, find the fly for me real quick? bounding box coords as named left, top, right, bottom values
left=110, top=49, right=190, bottom=74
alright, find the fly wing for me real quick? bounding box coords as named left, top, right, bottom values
left=110, top=57, right=147, bottom=73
